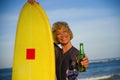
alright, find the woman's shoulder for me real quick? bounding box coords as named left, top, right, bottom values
left=72, top=46, right=79, bottom=52
left=69, top=46, right=79, bottom=60
left=71, top=46, right=79, bottom=55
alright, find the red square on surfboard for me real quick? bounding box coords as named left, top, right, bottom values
left=26, top=48, right=35, bottom=60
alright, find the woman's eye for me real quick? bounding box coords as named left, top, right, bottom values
left=56, top=33, right=61, bottom=36
left=63, top=30, right=67, bottom=33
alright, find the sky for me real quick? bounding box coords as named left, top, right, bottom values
left=0, top=0, right=120, bottom=68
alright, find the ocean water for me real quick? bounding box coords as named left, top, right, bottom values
left=78, top=58, right=120, bottom=80
left=0, top=58, right=120, bottom=80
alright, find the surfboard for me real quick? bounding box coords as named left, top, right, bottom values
left=12, top=2, right=55, bottom=80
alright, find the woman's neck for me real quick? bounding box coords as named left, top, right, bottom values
left=61, top=42, right=72, bottom=54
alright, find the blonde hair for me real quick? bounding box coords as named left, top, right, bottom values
left=52, top=21, right=73, bottom=44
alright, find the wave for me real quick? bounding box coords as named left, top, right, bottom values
left=78, top=74, right=120, bottom=80
left=89, top=57, right=120, bottom=64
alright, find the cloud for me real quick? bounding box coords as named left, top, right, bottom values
left=0, top=33, right=15, bottom=68
left=46, top=7, right=118, bottom=22
left=72, top=15, right=120, bottom=45
left=0, top=14, right=18, bottom=22
left=0, top=14, right=17, bottom=68
left=0, top=43, right=14, bottom=68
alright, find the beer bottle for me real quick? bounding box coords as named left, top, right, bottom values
left=77, top=43, right=86, bottom=72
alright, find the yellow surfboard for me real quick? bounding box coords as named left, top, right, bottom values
left=12, top=2, right=55, bottom=80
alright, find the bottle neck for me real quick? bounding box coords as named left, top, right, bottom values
left=80, top=47, right=84, bottom=54
left=80, top=43, right=84, bottom=55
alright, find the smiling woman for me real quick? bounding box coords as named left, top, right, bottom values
left=52, top=21, right=88, bottom=80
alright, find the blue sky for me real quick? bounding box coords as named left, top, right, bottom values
left=0, top=0, right=120, bottom=68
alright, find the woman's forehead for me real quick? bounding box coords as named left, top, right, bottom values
left=57, top=27, right=67, bottom=31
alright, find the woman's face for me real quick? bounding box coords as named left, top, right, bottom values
left=56, top=27, right=71, bottom=45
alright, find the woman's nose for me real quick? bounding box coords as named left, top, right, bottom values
left=60, top=33, right=65, bottom=37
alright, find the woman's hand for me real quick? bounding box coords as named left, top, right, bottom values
left=28, top=0, right=35, bottom=4
left=81, top=56, right=89, bottom=68
left=27, top=0, right=39, bottom=4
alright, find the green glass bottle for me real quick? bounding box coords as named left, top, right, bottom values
left=77, top=43, right=86, bottom=72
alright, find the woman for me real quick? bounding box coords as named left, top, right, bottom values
left=52, top=21, right=88, bottom=80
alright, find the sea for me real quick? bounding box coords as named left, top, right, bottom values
left=0, top=57, right=120, bottom=80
